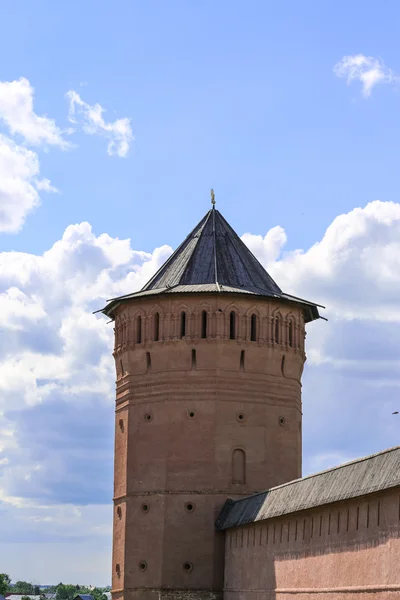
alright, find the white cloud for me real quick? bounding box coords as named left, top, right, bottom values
left=0, top=78, right=69, bottom=147
left=333, top=54, right=396, bottom=97
left=242, top=225, right=287, bottom=267
left=0, top=78, right=134, bottom=234
left=66, top=90, right=133, bottom=157
left=0, top=133, right=59, bottom=233
left=0, top=77, right=65, bottom=233
left=35, top=178, right=59, bottom=193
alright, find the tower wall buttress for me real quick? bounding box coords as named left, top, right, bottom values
left=112, top=293, right=307, bottom=600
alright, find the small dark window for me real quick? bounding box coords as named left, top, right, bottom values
left=139, top=561, right=147, bottom=572
left=144, top=413, right=153, bottom=422
left=136, top=315, right=142, bottom=344
left=237, top=413, right=245, bottom=423
left=116, top=564, right=120, bottom=576
left=201, top=310, right=207, bottom=338
left=187, top=410, right=195, bottom=418
left=274, top=317, right=280, bottom=344
left=141, top=503, right=149, bottom=513
left=182, top=562, right=193, bottom=572
left=154, top=312, right=160, bottom=341
left=185, top=502, right=195, bottom=512
left=191, top=348, right=196, bottom=369
left=240, top=350, right=245, bottom=371
left=180, top=311, right=186, bottom=338
left=230, top=312, right=236, bottom=339
left=281, top=355, right=285, bottom=376
left=250, top=314, right=257, bottom=341
left=146, top=351, right=151, bottom=371
left=117, top=506, right=122, bottom=519
left=118, top=419, right=124, bottom=432
left=232, top=448, right=246, bottom=484
left=288, top=320, right=294, bottom=347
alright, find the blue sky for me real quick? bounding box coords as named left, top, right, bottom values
left=0, top=0, right=400, bottom=586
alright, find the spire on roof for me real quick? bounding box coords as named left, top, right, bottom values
left=211, top=188, right=216, bottom=207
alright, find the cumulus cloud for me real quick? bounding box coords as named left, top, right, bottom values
left=0, top=78, right=64, bottom=232
left=0, top=77, right=133, bottom=234
left=0, top=133, right=58, bottom=233
left=242, top=225, right=287, bottom=267
left=0, top=78, right=69, bottom=147
left=1, top=202, right=400, bottom=580
left=66, top=90, right=133, bottom=157
left=334, top=54, right=396, bottom=97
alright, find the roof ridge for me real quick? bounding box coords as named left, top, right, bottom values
left=226, top=444, right=400, bottom=508
left=212, top=207, right=218, bottom=285
left=215, top=209, right=282, bottom=293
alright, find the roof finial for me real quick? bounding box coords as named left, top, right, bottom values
left=211, top=188, right=216, bottom=207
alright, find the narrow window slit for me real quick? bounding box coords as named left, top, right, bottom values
left=275, top=317, right=280, bottom=344
left=201, top=311, right=207, bottom=338
left=136, top=315, right=142, bottom=344
left=250, top=314, right=257, bottom=341
left=230, top=311, right=236, bottom=339
left=232, top=449, right=246, bottom=484
left=356, top=506, right=359, bottom=530
left=146, top=352, right=151, bottom=372
left=240, top=350, right=245, bottom=371
left=191, top=348, right=196, bottom=369
left=154, top=312, right=160, bottom=341
left=281, top=355, right=285, bottom=376
left=180, top=312, right=186, bottom=338
left=288, top=320, right=294, bottom=347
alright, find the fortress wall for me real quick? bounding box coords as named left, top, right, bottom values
left=223, top=486, right=400, bottom=600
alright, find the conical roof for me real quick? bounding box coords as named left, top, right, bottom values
left=142, top=208, right=282, bottom=295
left=100, top=207, right=322, bottom=322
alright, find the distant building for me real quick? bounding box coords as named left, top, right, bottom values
left=5, top=596, right=41, bottom=600
left=74, top=595, right=94, bottom=600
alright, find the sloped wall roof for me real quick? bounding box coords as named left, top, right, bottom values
left=216, top=445, right=400, bottom=530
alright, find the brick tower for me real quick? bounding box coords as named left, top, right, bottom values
left=100, top=204, right=320, bottom=600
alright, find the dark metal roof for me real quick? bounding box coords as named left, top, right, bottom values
left=74, top=595, right=94, bottom=600
left=216, top=445, right=400, bottom=530
left=142, top=209, right=282, bottom=295
left=99, top=207, right=324, bottom=321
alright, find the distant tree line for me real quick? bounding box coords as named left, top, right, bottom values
left=0, top=576, right=109, bottom=600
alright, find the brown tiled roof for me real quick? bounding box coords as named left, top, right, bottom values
left=216, top=445, right=400, bottom=530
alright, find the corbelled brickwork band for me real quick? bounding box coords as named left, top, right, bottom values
left=113, top=297, right=305, bottom=354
